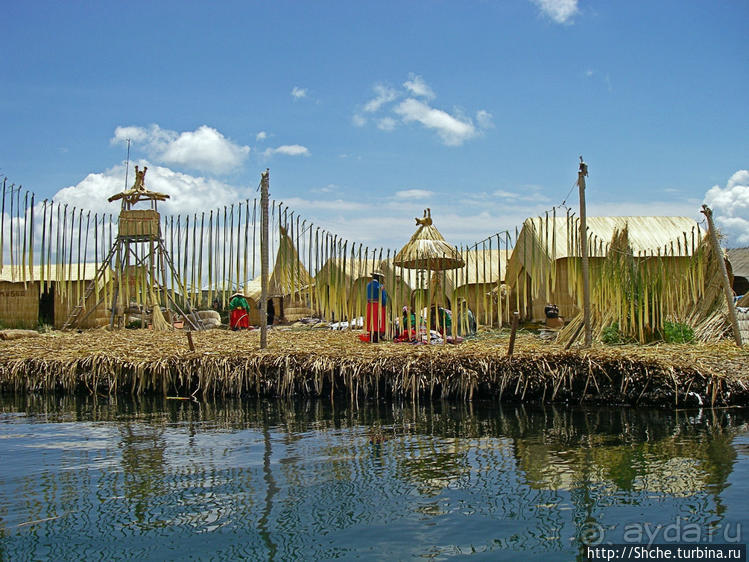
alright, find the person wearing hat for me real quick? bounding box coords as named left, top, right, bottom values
left=365, top=271, right=388, bottom=342
left=229, top=291, right=251, bottom=330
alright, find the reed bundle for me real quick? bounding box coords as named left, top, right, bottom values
left=0, top=330, right=745, bottom=406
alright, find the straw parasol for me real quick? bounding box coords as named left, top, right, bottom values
left=393, top=209, right=464, bottom=271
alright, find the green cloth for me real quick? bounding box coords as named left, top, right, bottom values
left=229, top=295, right=249, bottom=311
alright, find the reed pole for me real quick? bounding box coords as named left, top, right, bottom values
left=0, top=178, right=5, bottom=274
left=578, top=157, right=592, bottom=347
left=260, top=169, right=270, bottom=349
left=701, top=204, right=742, bottom=347
left=9, top=186, right=14, bottom=279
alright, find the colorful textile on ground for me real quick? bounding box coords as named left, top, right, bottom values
left=394, top=329, right=417, bottom=342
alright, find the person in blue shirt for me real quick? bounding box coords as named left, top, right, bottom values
left=365, top=271, right=388, bottom=342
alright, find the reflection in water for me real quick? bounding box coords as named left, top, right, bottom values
left=0, top=394, right=747, bottom=560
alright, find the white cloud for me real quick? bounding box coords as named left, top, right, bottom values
left=704, top=170, right=749, bottom=245
left=291, top=86, right=307, bottom=99
left=394, top=189, right=434, bottom=200
left=394, top=98, right=477, bottom=146
left=112, top=124, right=174, bottom=153
left=531, top=0, right=579, bottom=24
left=493, top=187, right=549, bottom=202
left=52, top=161, right=243, bottom=217
left=476, top=110, right=493, bottom=129
left=160, top=126, right=250, bottom=174
left=494, top=189, right=523, bottom=199
left=263, top=144, right=310, bottom=158
left=354, top=74, right=492, bottom=146
left=403, top=74, right=435, bottom=99
left=311, top=184, right=338, bottom=194
left=256, top=131, right=267, bottom=141
left=111, top=124, right=250, bottom=174
left=363, top=84, right=398, bottom=113
left=377, top=117, right=397, bottom=131
left=585, top=69, right=594, bottom=78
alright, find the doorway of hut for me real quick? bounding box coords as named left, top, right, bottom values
left=38, top=286, right=54, bottom=327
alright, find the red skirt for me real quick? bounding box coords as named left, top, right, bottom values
left=230, top=308, right=250, bottom=329
left=366, top=302, right=385, bottom=334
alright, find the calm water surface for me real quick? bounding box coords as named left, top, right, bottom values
left=0, top=395, right=747, bottom=561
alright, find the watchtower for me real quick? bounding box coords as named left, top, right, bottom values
left=62, top=166, right=203, bottom=330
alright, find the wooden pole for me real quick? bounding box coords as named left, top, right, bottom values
left=0, top=178, right=5, bottom=274
left=578, top=157, right=592, bottom=347
left=260, top=169, right=270, bottom=349
left=507, top=311, right=519, bottom=356
left=701, top=204, right=743, bottom=347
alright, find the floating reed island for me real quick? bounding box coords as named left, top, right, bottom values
left=0, top=328, right=746, bottom=407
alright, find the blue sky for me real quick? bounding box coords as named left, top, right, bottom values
left=2, top=0, right=748, bottom=248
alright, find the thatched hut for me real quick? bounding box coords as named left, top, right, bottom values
left=313, top=257, right=380, bottom=322
left=727, top=247, right=749, bottom=298
left=378, top=257, right=419, bottom=307
left=506, top=216, right=703, bottom=321
left=245, top=226, right=312, bottom=323
left=0, top=264, right=111, bottom=329
left=453, top=248, right=511, bottom=326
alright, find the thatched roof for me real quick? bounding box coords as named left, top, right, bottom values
left=0, top=263, right=110, bottom=284
left=456, top=249, right=511, bottom=286
left=727, top=248, right=749, bottom=278
left=506, top=216, right=703, bottom=281
left=314, top=257, right=381, bottom=287
left=245, top=227, right=310, bottom=300
left=393, top=209, right=464, bottom=271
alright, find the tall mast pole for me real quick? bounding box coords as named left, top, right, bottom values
left=124, top=139, right=131, bottom=191
left=578, top=157, right=592, bottom=348
left=260, top=169, right=270, bottom=349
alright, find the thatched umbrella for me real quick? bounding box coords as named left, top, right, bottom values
left=393, top=209, right=465, bottom=271
left=393, top=209, right=465, bottom=338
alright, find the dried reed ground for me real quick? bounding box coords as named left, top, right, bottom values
left=0, top=328, right=746, bottom=406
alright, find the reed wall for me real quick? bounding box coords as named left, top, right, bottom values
left=0, top=281, right=39, bottom=328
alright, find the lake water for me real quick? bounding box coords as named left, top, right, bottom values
left=1, top=394, right=747, bottom=561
